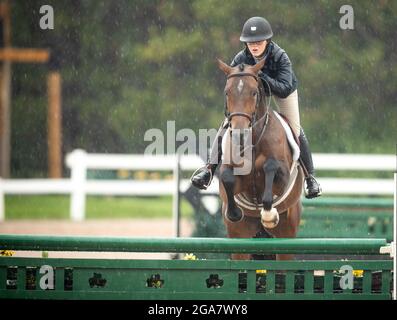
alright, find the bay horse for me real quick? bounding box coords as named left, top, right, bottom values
left=217, top=58, right=304, bottom=261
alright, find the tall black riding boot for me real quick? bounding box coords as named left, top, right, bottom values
left=191, top=119, right=229, bottom=190
left=299, top=128, right=322, bottom=199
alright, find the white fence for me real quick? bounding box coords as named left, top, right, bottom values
left=0, top=149, right=395, bottom=223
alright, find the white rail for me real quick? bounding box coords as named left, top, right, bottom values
left=0, top=150, right=395, bottom=222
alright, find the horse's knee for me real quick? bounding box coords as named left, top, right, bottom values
left=221, top=168, right=235, bottom=187
left=263, top=157, right=279, bottom=172
left=262, top=158, right=279, bottom=209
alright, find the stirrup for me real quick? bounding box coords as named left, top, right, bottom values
left=190, top=166, right=213, bottom=190
left=304, top=188, right=322, bottom=199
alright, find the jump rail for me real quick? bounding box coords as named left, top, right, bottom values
left=0, top=235, right=394, bottom=300
left=0, top=235, right=391, bottom=255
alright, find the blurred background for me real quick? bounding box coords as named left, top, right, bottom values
left=7, top=0, right=397, bottom=177
left=0, top=1, right=395, bottom=247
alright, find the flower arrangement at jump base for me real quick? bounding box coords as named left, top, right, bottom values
left=183, top=253, right=197, bottom=260
left=0, top=250, right=14, bottom=256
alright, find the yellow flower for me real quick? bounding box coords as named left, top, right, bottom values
left=0, top=250, right=14, bottom=257
left=117, top=169, right=130, bottom=179
left=183, top=253, right=197, bottom=260
left=353, top=270, right=364, bottom=277
left=134, top=170, right=147, bottom=180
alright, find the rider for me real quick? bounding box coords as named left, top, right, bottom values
left=191, top=16, right=321, bottom=199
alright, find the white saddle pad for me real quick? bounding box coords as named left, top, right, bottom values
left=273, top=111, right=300, bottom=161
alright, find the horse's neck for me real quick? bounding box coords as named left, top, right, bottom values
left=253, top=100, right=271, bottom=139
left=258, top=91, right=271, bottom=119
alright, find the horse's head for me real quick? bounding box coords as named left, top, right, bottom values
left=218, top=58, right=266, bottom=146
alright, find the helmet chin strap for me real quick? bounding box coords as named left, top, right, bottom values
left=253, top=51, right=266, bottom=62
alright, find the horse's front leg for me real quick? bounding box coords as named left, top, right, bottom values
left=260, top=157, right=280, bottom=229
left=221, top=167, right=243, bottom=222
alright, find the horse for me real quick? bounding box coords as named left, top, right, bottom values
left=217, top=58, right=304, bottom=261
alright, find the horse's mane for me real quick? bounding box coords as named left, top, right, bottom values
left=257, top=76, right=268, bottom=111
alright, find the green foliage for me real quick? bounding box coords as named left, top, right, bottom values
left=191, top=211, right=228, bottom=259
left=11, top=0, right=397, bottom=177
left=5, top=195, right=194, bottom=219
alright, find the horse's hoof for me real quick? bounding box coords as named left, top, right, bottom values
left=226, top=207, right=243, bottom=223
left=260, top=208, right=279, bottom=228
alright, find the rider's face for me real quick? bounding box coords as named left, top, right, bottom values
left=247, top=40, right=267, bottom=57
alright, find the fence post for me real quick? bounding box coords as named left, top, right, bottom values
left=393, top=172, right=396, bottom=300
left=173, top=153, right=181, bottom=237
left=68, top=149, right=87, bottom=221
left=0, top=178, right=4, bottom=221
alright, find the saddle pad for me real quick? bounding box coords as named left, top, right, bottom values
left=273, top=111, right=300, bottom=161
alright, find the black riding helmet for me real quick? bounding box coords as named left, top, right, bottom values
left=239, top=17, right=273, bottom=42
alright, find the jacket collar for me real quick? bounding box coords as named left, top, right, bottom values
left=244, top=41, right=274, bottom=63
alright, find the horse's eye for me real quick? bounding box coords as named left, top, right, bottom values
left=252, top=91, right=257, bottom=97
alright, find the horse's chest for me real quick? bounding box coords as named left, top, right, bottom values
left=254, top=155, right=267, bottom=170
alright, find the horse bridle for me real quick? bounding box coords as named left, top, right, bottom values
left=225, top=73, right=259, bottom=124
left=224, top=72, right=270, bottom=146
left=224, top=71, right=271, bottom=208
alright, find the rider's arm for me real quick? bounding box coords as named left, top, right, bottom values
left=259, top=52, right=295, bottom=99
left=230, top=50, right=245, bottom=67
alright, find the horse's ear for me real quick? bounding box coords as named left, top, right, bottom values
left=252, top=58, right=266, bottom=74
left=217, top=58, right=232, bottom=75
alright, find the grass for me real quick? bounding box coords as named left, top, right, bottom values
left=4, top=195, right=194, bottom=220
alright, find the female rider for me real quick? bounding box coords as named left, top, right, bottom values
left=191, top=16, right=321, bottom=199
